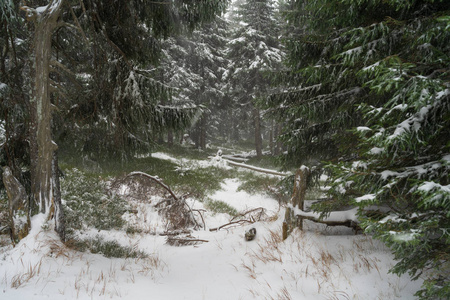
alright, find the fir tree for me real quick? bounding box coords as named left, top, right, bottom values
left=0, top=0, right=229, bottom=241
left=154, top=17, right=230, bottom=149
left=271, top=0, right=450, bottom=298
left=227, top=0, right=284, bottom=156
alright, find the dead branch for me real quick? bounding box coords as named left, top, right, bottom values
left=68, top=3, right=89, bottom=44
left=193, top=209, right=206, bottom=229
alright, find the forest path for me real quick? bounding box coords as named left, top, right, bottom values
left=0, top=152, right=422, bottom=300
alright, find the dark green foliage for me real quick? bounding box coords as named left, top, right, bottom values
left=1, top=0, right=230, bottom=173
left=271, top=0, right=450, bottom=298
left=73, top=235, right=147, bottom=258
left=226, top=0, right=284, bottom=150
left=61, top=168, right=127, bottom=234
left=54, top=0, right=228, bottom=159
left=152, top=16, right=230, bottom=149
left=204, top=199, right=238, bottom=216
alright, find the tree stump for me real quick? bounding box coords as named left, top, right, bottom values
left=2, top=167, right=30, bottom=245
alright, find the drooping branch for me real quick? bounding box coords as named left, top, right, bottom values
left=125, top=171, right=201, bottom=229
left=126, top=171, right=178, bottom=200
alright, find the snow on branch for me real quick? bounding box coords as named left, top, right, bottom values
left=223, top=159, right=289, bottom=176
left=289, top=204, right=361, bottom=231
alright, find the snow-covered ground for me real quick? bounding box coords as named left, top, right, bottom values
left=0, top=153, right=422, bottom=299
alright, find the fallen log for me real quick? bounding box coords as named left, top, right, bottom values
left=223, top=159, right=288, bottom=176
left=222, top=155, right=248, bottom=163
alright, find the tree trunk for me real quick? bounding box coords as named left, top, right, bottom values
left=52, top=151, right=65, bottom=241
left=269, top=120, right=274, bottom=155
left=199, top=116, right=207, bottom=150
left=283, top=166, right=310, bottom=240
left=274, top=124, right=282, bottom=156
left=253, top=107, right=262, bottom=157
left=25, top=1, right=64, bottom=216
left=167, top=130, right=174, bottom=146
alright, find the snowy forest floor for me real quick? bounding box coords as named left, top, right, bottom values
left=0, top=151, right=422, bottom=299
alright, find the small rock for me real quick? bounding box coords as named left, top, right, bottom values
left=245, top=228, right=256, bottom=241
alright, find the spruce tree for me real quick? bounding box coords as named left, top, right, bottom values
left=227, top=0, right=284, bottom=156
left=154, top=17, right=230, bottom=149
left=270, top=0, right=449, bottom=298
left=0, top=0, right=229, bottom=240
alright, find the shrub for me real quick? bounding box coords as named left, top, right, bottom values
left=71, top=235, right=147, bottom=258
left=204, top=199, right=238, bottom=216
left=61, top=168, right=127, bottom=235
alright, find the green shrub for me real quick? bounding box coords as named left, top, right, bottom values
left=237, top=171, right=290, bottom=203
left=204, top=199, right=238, bottom=216
left=61, top=168, right=127, bottom=234
left=73, top=235, right=147, bottom=258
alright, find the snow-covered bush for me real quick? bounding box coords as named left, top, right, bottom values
left=73, top=235, right=147, bottom=258
left=61, top=168, right=127, bottom=235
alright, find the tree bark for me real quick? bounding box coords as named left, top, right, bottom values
left=29, top=1, right=64, bottom=214
left=283, top=167, right=310, bottom=240
left=22, top=2, right=64, bottom=228
left=274, top=124, right=282, bottom=156
left=52, top=151, right=65, bottom=241
left=253, top=107, right=262, bottom=157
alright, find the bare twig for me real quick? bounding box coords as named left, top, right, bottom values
left=193, top=209, right=206, bottom=230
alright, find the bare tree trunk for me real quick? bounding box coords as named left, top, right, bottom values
left=23, top=1, right=64, bottom=218
left=253, top=107, right=262, bottom=157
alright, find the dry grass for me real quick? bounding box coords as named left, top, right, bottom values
left=240, top=224, right=401, bottom=300
left=10, top=259, right=43, bottom=288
